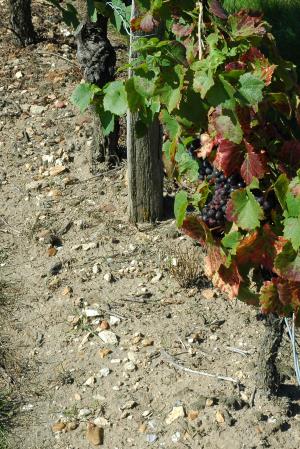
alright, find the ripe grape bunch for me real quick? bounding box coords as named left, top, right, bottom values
left=188, top=140, right=276, bottom=230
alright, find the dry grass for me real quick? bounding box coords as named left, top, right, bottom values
left=164, top=242, right=206, bottom=288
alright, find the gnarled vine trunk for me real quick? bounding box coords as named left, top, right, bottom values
left=256, top=314, right=284, bottom=396
left=76, top=14, right=119, bottom=172
left=8, top=0, right=37, bottom=46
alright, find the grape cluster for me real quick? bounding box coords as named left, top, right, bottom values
left=200, top=170, right=245, bottom=228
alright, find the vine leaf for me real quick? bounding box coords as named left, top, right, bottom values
left=236, top=224, right=277, bottom=270
left=181, top=215, right=213, bottom=246
left=213, top=261, right=243, bottom=298
left=260, top=279, right=300, bottom=315
left=238, top=73, right=264, bottom=105
left=71, top=83, right=100, bottom=113
left=205, top=244, right=226, bottom=276
left=215, top=114, right=243, bottom=144
left=140, top=12, right=159, bottom=32
left=240, top=141, right=266, bottom=184
left=174, top=191, right=188, bottom=227
left=193, top=70, right=214, bottom=99
left=103, top=81, right=127, bottom=116
left=283, top=217, right=300, bottom=251
left=229, top=10, right=266, bottom=39
left=213, top=139, right=243, bottom=176
left=274, top=174, right=289, bottom=209
left=209, top=0, right=228, bottom=20
left=279, top=140, right=300, bottom=175
left=226, top=187, right=264, bottom=230
left=274, top=241, right=300, bottom=282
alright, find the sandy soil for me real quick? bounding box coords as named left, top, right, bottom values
left=1, top=2, right=300, bottom=449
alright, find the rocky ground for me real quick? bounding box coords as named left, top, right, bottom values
left=1, top=2, right=300, bottom=449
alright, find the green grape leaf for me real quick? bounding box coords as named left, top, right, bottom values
left=125, top=78, right=145, bottom=112
left=274, top=174, right=289, bottom=209
left=160, top=109, right=181, bottom=139
left=215, top=114, right=243, bottom=144
left=222, top=231, right=242, bottom=255
left=71, top=83, right=101, bottom=113
left=286, top=192, right=300, bottom=217
left=95, top=105, right=115, bottom=136
left=174, top=191, right=188, bottom=227
left=176, top=152, right=199, bottom=182
left=238, top=73, right=264, bottom=105
left=226, top=187, right=264, bottom=230
left=103, top=81, right=127, bottom=116
left=193, top=70, right=214, bottom=99
left=283, top=217, right=300, bottom=250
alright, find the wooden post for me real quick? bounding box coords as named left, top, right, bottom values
left=127, top=1, right=164, bottom=223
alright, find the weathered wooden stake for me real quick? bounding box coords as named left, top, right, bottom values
left=127, top=1, right=163, bottom=223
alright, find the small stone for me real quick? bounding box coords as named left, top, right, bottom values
left=100, top=320, right=110, bottom=330
left=82, top=242, right=98, bottom=251
left=124, top=361, right=136, bottom=372
left=205, top=398, right=215, bottom=407
left=141, top=338, right=154, bottom=347
left=165, top=406, right=185, bottom=425
left=26, top=180, right=43, bottom=191
left=49, top=262, right=62, bottom=276
left=109, top=315, right=121, bottom=326
left=99, top=330, right=118, bottom=345
left=202, top=288, right=217, bottom=300
left=49, top=165, right=67, bottom=177
left=151, top=272, right=163, bottom=283
left=188, top=410, right=199, bottom=421
left=15, top=70, right=23, bottom=79
left=62, top=286, right=72, bottom=296
left=30, top=104, right=45, bottom=115
left=84, top=376, right=96, bottom=386
left=139, top=423, right=147, bottom=433
left=215, top=410, right=225, bottom=424
left=120, top=401, right=137, bottom=410
left=171, top=432, right=181, bottom=443
left=98, top=348, right=112, bottom=359
left=48, top=247, right=57, bottom=257
left=99, top=368, right=110, bottom=378
left=86, top=423, right=103, bottom=446
left=74, top=393, right=82, bottom=401
left=85, top=308, right=100, bottom=318
left=52, top=422, right=66, bottom=432
left=146, top=434, right=158, bottom=443
left=93, top=263, right=101, bottom=274
left=142, top=410, right=151, bottom=417
left=78, top=408, right=92, bottom=418
left=94, top=417, right=109, bottom=427
left=104, top=272, right=114, bottom=283
left=54, top=100, right=67, bottom=109
left=66, top=421, right=79, bottom=431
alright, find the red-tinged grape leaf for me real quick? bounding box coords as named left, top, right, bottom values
left=204, top=244, right=226, bottom=277
left=274, top=241, right=300, bottom=282
left=236, top=224, right=277, bottom=271
left=225, top=61, right=246, bottom=71
left=279, top=140, right=300, bottom=172
left=259, top=281, right=284, bottom=315
left=226, top=188, right=264, bottom=230
left=230, top=10, right=266, bottom=39
left=241, top=47, right=265, bottom=63
left=275, top=278, right=300, bottom=309
left=241, top=48, right=276, bottom=86
left=213, top=139, right=244, bottom=177
left=240, top=141, right=267, bottom=184
left=140, top=12, right=159, bottom=32
left=130, top=16, right=141, bottom=32
left=172, top=22, right=194, bottom=38
left=181, top=214, right=213, bottom=246
left=213, top=261, right=243, bottom=298
left=209, top=0, right=228, bottom=20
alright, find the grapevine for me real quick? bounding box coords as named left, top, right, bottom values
left=70, top=0, right=300, bottom=322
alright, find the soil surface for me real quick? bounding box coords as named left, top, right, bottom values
left=1, top=2, right=300, bottom=449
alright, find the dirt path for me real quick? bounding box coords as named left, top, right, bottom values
left=1, top=3, right=300, bottom=449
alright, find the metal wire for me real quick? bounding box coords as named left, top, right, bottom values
left=284, top=314, right=300, bottom=385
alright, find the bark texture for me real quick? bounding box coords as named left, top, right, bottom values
left=76, top=15, right=119, bottom=171
left=8, top=0, right=37, bottom=46
left=256, top=314, right=284, bottom=396
left=127, top=113, right=163, bottom=223
left=127, top=3, right=163, bottom=223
